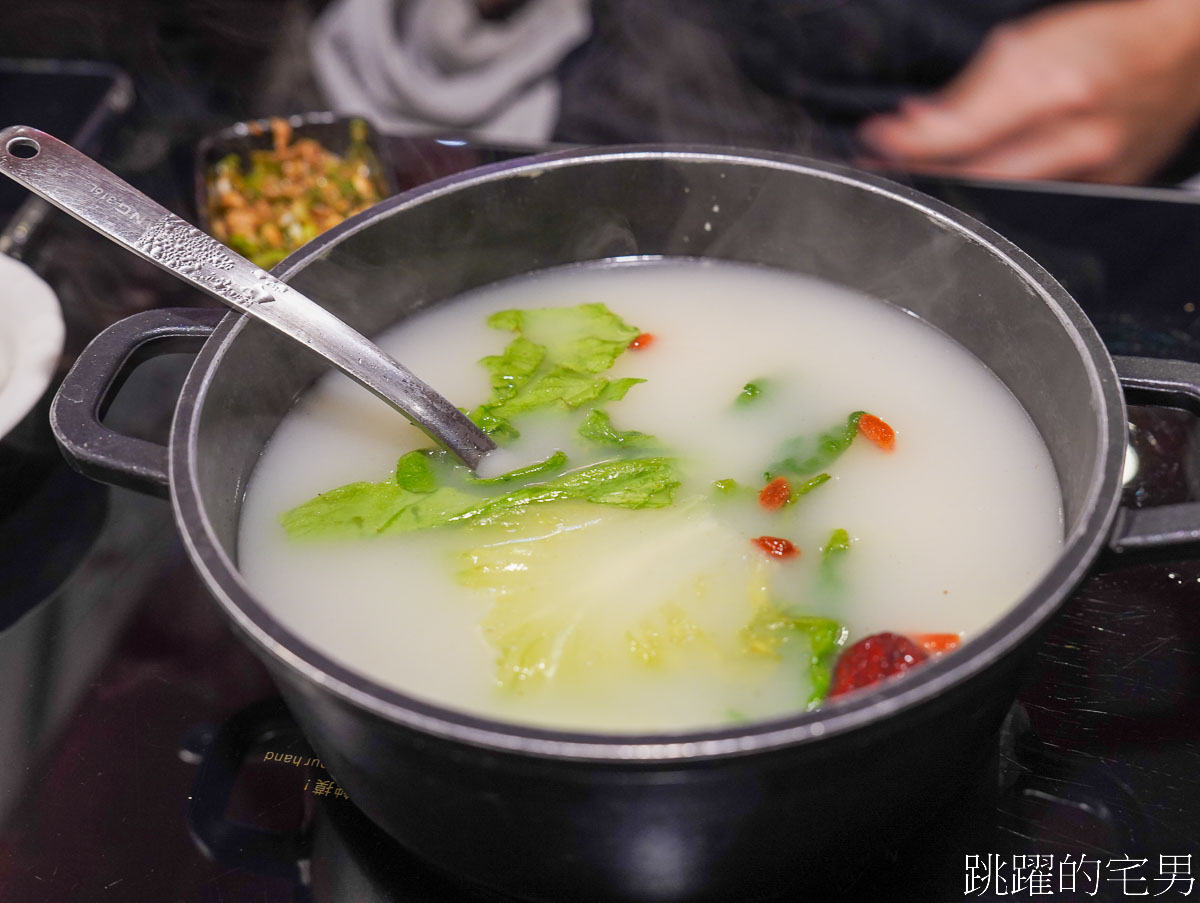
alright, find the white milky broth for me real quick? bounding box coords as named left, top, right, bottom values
left=237, top=260, right=1063, bottom=732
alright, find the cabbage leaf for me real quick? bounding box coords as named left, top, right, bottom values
left=740, top=605, right=848, bottom=706
left=281, top=456, right=680, bottom=539
left=577, top=409, right=657, bottom=450
left=457, top=503, right=776, bottom=689
left=469, top=304, right=643, bottom=438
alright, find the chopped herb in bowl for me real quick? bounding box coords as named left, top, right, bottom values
left=206, top=117, right=386, bottom=269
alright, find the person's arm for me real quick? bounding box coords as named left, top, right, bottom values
left=857, top=0, right=1200, bottom=183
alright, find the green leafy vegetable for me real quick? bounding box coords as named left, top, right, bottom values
left=823, top=528, right=851, bottom=561
left=486, top=305, right=637, bottom=366
left=540, top=457, right=679, bottom=509
left=400, top=448, right=569, bottom=492
left=741, top=606, right=848, bottom=706
left=468, top=451, right=568, bottom=486
left=578, top=409, right=656, bottom=449
left=468, top=407, right=520, bottom=443
left=377, top=487, right=486, bottom=534
left=735, top=379, right=770, bottom=406
left=595, top=377, right=645, bottom=404
left=281, top=481, right=420, bottom=539
left=820, top=527, right=852, bottom=588
left=283, top=303, right=670, bottom=540
left=394, top=450, right=438, bottom=493
left=790, top=472, right=831, bottom=501
left=712, top=478, right=739, bottom=494
left=281, top=457, right=680, bottom=539
left=478, top=336, right=543, bottom=403
left=767, top=412, right=864, bottom=480
left=468, top=304, right=643, bottom=438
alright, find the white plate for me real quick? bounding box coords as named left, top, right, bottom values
left=0, top=255, right=65, bottom=440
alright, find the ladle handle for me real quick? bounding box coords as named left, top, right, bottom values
left=0, top=125, right=495, bottom=468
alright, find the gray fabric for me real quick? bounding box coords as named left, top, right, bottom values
left=310, top=0, right=590, bottom=143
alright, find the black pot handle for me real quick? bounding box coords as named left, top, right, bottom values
left=1109, top=355, right=1200, bottom=552
left=49, top=307, right=225, bottom=497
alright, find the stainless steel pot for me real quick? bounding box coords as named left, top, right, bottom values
left=50, top=147, right=1200, bottom=902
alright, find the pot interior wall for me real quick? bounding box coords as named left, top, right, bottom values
left=191, top=155, right=1102, bottom=565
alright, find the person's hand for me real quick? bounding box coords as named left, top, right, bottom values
left=857, top=0, right=1200, bottom=183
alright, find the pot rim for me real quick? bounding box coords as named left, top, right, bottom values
left=170, top=144, right=1126, bottom=762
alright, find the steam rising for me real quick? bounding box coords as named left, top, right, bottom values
left=556, top=0, right=821, bottom=154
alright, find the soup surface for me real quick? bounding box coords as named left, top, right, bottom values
left=238, top=260, right=1063, bottom=732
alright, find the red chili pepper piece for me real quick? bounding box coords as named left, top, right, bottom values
left=830, top=632, right=928, bottom=697
left=857, top=413, right=895, bottom=451
left=628, top=333, right=655, bottom=350
left=914, top=633, right=961, bottom=655
left=751, top=536, right=799, bottom=559
left=758, top=476, right=791, bottom=510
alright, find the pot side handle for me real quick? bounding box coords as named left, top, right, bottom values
left=50, top=307, right=225, bottom=498
left=1109, top=355, right=1200, bottom=553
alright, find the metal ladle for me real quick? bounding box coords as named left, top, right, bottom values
left=0, top=125, right=497, bottom=469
